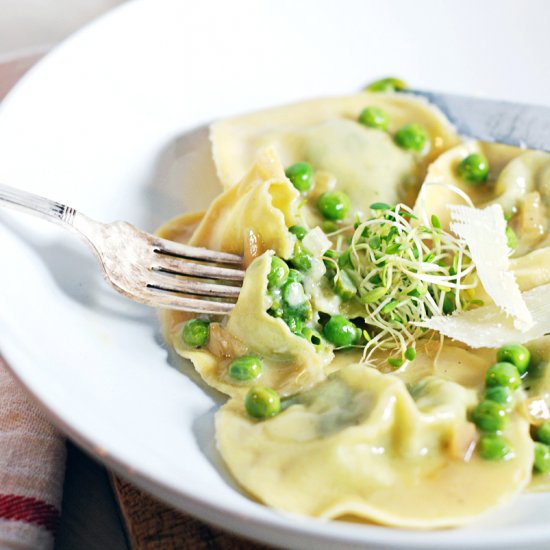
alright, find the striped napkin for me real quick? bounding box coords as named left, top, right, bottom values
left=0, top=359, right=66, bottom=549
left=0, top=53, right=66, bottom=550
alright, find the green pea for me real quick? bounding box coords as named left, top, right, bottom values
left=181, top=319, right=210, bottom=347
left=505, top=225, right=518, bottom=249
left=486, top=362, right=521, bottom=390
left=394, top=123, right=429, bottom=152
left=245, top=387, right=281, bottom=419
left=228, top=355, right=262, bottom=382
left=281, top=280, right=312, bottom=325
left=365, top=77, right=407, bottom=93
left=358, top=106, right=390, bottom=130
left=388, top=357, right=404, bottom=368
left=285, top=162, right=314, bottom=192
left=289, top=242, right=312, bottom=272
left=289, top=225, right=307, bottom=240
left=535, top=421, right=550, bottom=446
left=496, top=344, right=531, bottom=375
left=267, top=256, right=289, bottom=289
left=477, top=434, right=515, bottom=461
left=317, top=191, right=351, bottom=221
left=471, top=400, right=509, bottom=432
left=333, top=270, right=357, bottom=300
left=534, top=442, right=550, bottom=473
left=484, top=386, right=514, bottom=409
left=323, top=315, right=361, bottom=347
left=457, top=153, right=489, bottom=185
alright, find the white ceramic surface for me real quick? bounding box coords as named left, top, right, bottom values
left=1, top=1, right=550, bottom=548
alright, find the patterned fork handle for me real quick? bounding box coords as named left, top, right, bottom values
left=0, top=183, right=244, bottom=314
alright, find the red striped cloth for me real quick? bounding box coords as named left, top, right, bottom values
left=0, top=359, right=66, bottom=549
left=0, top=53, right=67, bottom=550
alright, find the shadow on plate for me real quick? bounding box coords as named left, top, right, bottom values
left=154, top=329, right=227, bottom=405
left=191, top=406, right=248, bottom=496
left=137, top=124, right=222, bottom=232
left=144, top=126, right=254, bottom=475
left=0, top=213, right=156, bottom=325
left=0, top=123, right=222, bottom=326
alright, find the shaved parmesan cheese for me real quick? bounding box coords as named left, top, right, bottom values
left=449, top=204, right=533, bottom=329
left=302, top=226, right=331, bottom=257
left=419, top=283, right=550, bottom=348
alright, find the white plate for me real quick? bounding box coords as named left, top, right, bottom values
left=1, top=1, right=550, bottom=548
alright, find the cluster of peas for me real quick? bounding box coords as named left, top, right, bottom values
left=181, top=320, right=281, bottom=417
left=469, top=343, right=550, bottom=472
left=266, top=254, right=361, bottom=347
left=182, top=318, right=550, bottom=463
left=287, top=114, right=431, bottom=218
left=181, top=258, right=366, bottom=421
left=363, top=77, right=492, bottom=187
left=470, top=344, right=530, bottom=461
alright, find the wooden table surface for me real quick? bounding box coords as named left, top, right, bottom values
left=56, top=443, right=129, bottom=549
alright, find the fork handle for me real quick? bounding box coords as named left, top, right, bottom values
left=0, top=183, right=77, bottom=227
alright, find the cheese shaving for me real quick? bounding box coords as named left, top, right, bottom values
left=418, top=283, right=550, bottom=348
left=302, top=226, right=331, bottom=257
left=449, top=204, right=533, bottom=330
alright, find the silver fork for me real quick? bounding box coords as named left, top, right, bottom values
left=0, top=183, right=244, bottom=314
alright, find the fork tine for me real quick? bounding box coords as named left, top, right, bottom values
left=148, top=273, right=241, bottom=299
left=141, top=288, right=236, bottom=314
left=154, top=237, right=243, bottom=265
left=152, top=256, right=245, bottom=281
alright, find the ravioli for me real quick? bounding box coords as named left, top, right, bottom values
left=217, top=362, right=533, bottom=528
left=188, top=148, right=299, bottom=260
left=211, top=93, right=460, bottom=213
left=415, top=141, right=550, bottom=306
left=414, top=141, right=521, bottom=228
left=165, top=253, right=332, bottom=398
left=157, top=87, right=550, bottom=530
left=511, top=247, right=550, bottom=290
left=159, top=153, right=332, bottom=398
left=416, top=142, right=550, bottom=250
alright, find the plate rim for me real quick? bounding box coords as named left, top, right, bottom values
left=1, top=1, right=550, bottom=548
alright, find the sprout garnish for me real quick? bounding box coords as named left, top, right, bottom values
left=323, top=202, right=479, bottom=363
